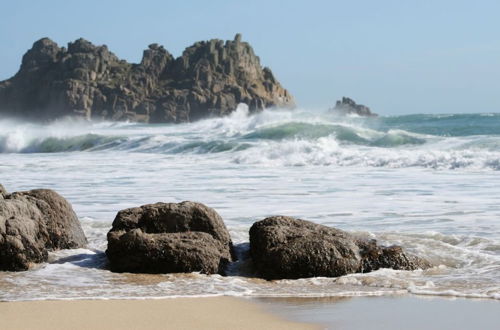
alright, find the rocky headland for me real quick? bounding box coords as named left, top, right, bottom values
left=0, top=34, right=294, bottom=123
left=330, top=97, right=377, bottom=117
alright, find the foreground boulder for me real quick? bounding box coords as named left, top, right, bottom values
left=106, top=201, right=234, bottom=274
left=0, top=34, right=294, bottom=123
left=330, top=97, right=377, bottom=117
left=249, top=216, right=429, bottom=280
left=0, top=186, right=87, bottom=271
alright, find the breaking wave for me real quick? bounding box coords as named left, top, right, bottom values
left=2, top=106, right=500, bottom=170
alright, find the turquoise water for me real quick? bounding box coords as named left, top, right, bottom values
left=3, top=111, right=500, bottom=155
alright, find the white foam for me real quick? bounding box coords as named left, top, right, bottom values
left=1, top=110, right=500, bottom=301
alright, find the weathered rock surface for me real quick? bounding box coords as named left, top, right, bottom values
left=106, top=201, right=234, bottom=274
left=0, top=184, right=6, bottom=198
left=249, top=216, right=429, bottom=280
left=0, top=34, right=294, bottom=123
left=0, top=186, right=87, bottom=271
left=330, top=97, right=377, bottom=117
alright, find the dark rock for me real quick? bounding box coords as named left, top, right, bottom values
left=106, top=201, right=234, bottom=274
left=0, top=186, right=87, bottom=271
left=249, top=216, right=429, bottom=280
left=250, top=216, right=361, bottom=279
left=0, top=34, right=294, bottom=123
left=357, top=239, right=431, bottom=273
left=330, top=97, right=377, bottom=117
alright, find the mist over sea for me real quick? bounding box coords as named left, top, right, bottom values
left=1, top=105, right=500, bottom=301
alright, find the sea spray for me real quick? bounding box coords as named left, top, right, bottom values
left=2, top=109, right=500, bottom=170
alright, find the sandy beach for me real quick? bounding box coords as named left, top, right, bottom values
left=3, top=295, right=498, bottom=330
left=0, top=297, right=317, bottom=330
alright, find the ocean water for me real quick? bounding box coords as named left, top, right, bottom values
left=1, top=105, right=500, bottom=301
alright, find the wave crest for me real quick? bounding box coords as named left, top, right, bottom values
left=2, top=109, right=500, bottom=170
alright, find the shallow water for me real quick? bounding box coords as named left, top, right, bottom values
left=260, top=296, right=500, bottom=330
left=1, top=106, right=499, bottom=301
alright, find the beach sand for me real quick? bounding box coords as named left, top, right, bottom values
left=0, top=297, right=317, bottom=330
left=2, top=295, right=499, bottom=330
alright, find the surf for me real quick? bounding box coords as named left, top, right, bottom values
left=2, top=107, right=500, bottom=170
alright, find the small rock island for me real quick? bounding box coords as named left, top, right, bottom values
left=0, top=34, right=294, bottom=123
left=330, top=97, right=377, bottom=117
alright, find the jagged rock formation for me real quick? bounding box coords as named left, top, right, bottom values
left=0, top=34, right=294, bottom=123
left=106, top=201, right=235, bottom=274
left=0, top=186, right=87, bottom=271
left=331, top=97, right=377, bottom=117
left=249, top=216, right=430, bottom=280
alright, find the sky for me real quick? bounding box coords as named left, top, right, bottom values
left=1, top=0, right=499, bottom=115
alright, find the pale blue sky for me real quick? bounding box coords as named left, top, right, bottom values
left=1, top=0, right=499, bottom=114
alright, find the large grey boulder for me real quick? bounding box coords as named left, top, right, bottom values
left=106, top=201, right=234, bottom=274
left=0, top=186, right=87, bottom=271
left=249, top=216, right=429, bottom=280
left=0, top=34, right=294, bottom=123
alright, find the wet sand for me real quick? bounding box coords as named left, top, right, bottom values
left=0, top=297, right=316, bottom=330
left=259, top=295, right=500, bottom=330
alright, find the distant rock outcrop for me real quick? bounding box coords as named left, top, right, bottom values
left=0, top=186, right=87, bottom=271
left=0, top=34, right=294, bottom=123
left=249, top=216, right=429, bottom=280
left=330, top=97, right=377, bottom=117
left=106, top=201, right=234, bottom=274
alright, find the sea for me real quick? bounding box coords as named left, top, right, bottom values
left=1, top=104, right=500, bottom=302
